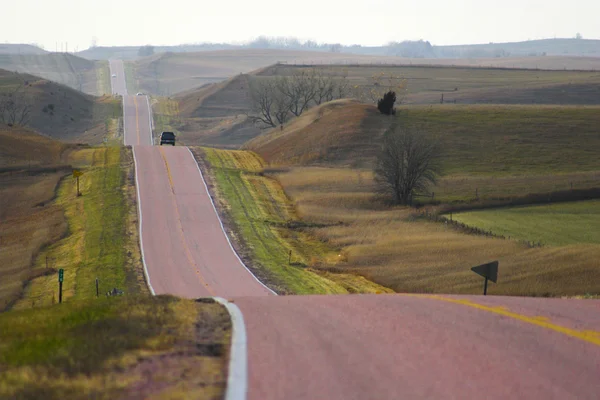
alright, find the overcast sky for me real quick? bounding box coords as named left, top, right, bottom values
left=3, top=0, right=598, bottom=51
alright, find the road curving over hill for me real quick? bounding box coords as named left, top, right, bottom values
left=110, top=59, right=600, bottom=399
left=109, top=59, right=272, bottom=298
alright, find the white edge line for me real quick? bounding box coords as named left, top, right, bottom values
left=213, top=297, right=248, bottom=400
left=132, top=147, right=155, bottom=296
left=113, top=60, right=155, bottom=295
left=145, top=95, right=153, bottom=145
left=186, top=147, right=278, bottom=296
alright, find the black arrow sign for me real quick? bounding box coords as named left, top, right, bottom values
left=471, top=261, right=499, bottom=295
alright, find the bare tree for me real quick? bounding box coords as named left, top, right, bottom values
left=247, top=78, right=291, bottom=127
left=374, top=123, right=442, bottom=205
left=277, top=70, right=316, bottom=117
left=248, top=68, right=352, bottom=126
left=0, top=84, right=32, bottom=126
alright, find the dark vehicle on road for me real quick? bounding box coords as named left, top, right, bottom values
left=159, top=131, right=176, bottom=146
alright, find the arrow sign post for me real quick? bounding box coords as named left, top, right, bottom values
left=471, top=261, right=498, bottom=295
left=72, top=169, right=83, bottom=197
left=58, top=268, right=64, bottom=303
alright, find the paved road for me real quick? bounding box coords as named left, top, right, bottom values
left=236, top=294, right=600, bottom=400
left=110, top=59, right=600, bottom=399
left=109, top=60, right=272, bottom=298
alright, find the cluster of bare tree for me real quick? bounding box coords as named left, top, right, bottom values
left=0, top=84, right=32, bottom=127
left=247, top=69, right=350, bottom=127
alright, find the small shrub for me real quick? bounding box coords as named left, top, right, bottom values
left=377, top=91, right=396, bottom=115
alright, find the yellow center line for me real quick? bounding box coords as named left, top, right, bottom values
left=404, top=294, right=600, bottom=347
left=133, top=96, right=141, bottom=145
left=158, top=146, right=215, bottom=296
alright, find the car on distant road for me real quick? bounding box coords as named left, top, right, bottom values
left=111, top=74, right=116, bottom=78
left=136, top=92, right=144, bottom=96
left=159, top=131, right=176, bottom=146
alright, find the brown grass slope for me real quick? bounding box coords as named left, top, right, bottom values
left=0, top=126, right=74, bottom=309
left=0, top=68, right=119, bottom=143
left=0, top=125, right=70, bottom=168
left=245, top=100, right=389, bottom=167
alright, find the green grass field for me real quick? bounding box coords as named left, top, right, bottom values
left=453, top=200, right=600, bottom=246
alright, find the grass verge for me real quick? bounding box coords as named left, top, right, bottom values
left=193, top=147, right=392, bottom=295
left=13, top=146, right=145, bottom=309
left=0, top=295, right=230, bottom=399
left=453, top=200, right=600, bottom=246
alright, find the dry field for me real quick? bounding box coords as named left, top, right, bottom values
left=274, top=167, right=600, bottom=296
left=132, top=49, right=600, bottom=97
left=258, top=64, right=600, bottom=105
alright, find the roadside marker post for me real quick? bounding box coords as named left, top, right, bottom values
left=471, top=261, right=498, bottom=295
left=58, top=268, right=64, bottom=303
left=96, top=278, right=99, bottom=297
left=72, top=169, right=84, bottom=197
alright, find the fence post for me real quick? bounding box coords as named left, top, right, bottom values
left=96, top=278, right=99, bottom=297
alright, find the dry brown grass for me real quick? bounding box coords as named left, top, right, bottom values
left=0, top=296, right=230, bottom=399
left=0, top=69, right=121, bottom=144
left=275, top=167, right=600, bottom=296
left=245, top=100, right=388, bottom=167
left=0, top=128, right=74, bottom=310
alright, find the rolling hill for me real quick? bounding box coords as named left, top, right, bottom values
left=166, top=61, right=600, bottom=148
left=0, top=53, right=106, bottom=95
left=0, top=44, right=47, bottom=55
left=0, top=68, right=120, bottom=143
left=245, top=101, right=600, bottom=174
left=76, top=38, right=600, bottom=60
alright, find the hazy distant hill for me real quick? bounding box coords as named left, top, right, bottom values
left=75, top=38, right=600, bottom=60
left=0, top=44, right=47, bottom=55
left=0, top=53, right=103, bottom=95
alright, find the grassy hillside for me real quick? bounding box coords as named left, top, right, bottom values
left=0, top=69, right=121, bottom=143
left=0, top=126, right=75, bottom=309
left=244, top=99, right=600, bottom=296
left=247, top=103, right=600, bottom=174
left=0, top=53, right=106, bottom=95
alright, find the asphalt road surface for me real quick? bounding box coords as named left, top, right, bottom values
left=108, top=59, right=272, bottom=298
left=109, top=59, right=600, bottom=399
left=236, top=294, right=600, bottom=400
